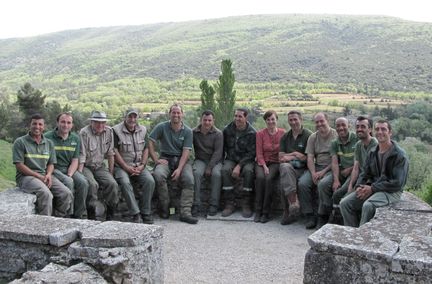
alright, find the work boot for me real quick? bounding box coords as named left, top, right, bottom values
left=316, top=215, right=329, bottom=229
left=159, top=205, right=169, bottom=219
left=260, top=214, right=270, bottom=223
left=208, top=205, right=218, bottom=216
left=221, top=203, right=235, bottom=217
left=105, top=206, right=115, bottom=221
left=305, top=214, right=317, bottom=229
left=280, top=209, right=296, bottom=225
left=179, top=214, right=198, bottom=224
left=132, top=213, right=143, bottom=223
left=191, top=205, right=199, bottom=217
left=254, top=212, right=261, bottom=223
left=142, top=214, right=154, bottom=224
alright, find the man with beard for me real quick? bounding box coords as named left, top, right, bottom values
left=298, top=112, right=338, bottom=229
left=340, top=119, right=408, bottom=227
left=79, top=111, right=119, bottom=221
left=113, top=109, right=155, bottom=224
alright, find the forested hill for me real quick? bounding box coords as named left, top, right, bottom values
left=1, top=14, right=432, bottom=93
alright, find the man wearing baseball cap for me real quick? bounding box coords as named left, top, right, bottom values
left=113, top=109, right=155, bottom=224
left=79, top=110, right=119, bottom=221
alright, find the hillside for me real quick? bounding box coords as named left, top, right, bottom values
left=0, top=140, right=15, bottom=190
left=1, top=14, right=432, bottom=101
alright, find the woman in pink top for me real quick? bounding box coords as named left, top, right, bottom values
left=255, top=110, right=285, bottom=223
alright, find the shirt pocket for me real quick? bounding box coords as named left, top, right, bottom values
left=136, top=139, right=146, bottom=152
left=120, top=140, right=133, bottom=153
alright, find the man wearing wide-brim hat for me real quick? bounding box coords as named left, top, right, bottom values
left=78, top=110, right=119, bottom=220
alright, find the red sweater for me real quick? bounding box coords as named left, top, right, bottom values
left=256, top=128, right=285, bottom=166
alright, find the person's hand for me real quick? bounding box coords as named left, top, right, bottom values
left=44, top=174, right=53, bottom=188
left=332, top=179, right=341, bottom=191
left=157, top=159, right=168, bottom=165
left=263, top=164, right=270, bottom=176
left=356, top=185, right=373, bottom=200
left=204, top=168, right=212, bottom=177
left=232, top=165, right=241, bottom=178
left=171, top=168, right=181, bottom=181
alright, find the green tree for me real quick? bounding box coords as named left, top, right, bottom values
left=199, top=80, right=216, bottom=112
left=17, top=82, right=46, bottom=123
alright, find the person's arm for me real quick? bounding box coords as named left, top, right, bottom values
left=171, top=148, right=190, bottom=181
left=331, top=155, right=340, bottom=191
left=348, top=161, right=360, bottom=193
left=67, top=158, right=79, bottom=177
left=16, top=162, right=45, bottom=181
left=45, top=163, right=54, bottom=188
left=78, top=130, right=87, bottom=172
left=114, top=149, right=134, bottom=174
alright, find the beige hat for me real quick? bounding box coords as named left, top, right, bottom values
left=89, top=111, right=109, bottom=122
left=125, top=108, right=139, bottom=117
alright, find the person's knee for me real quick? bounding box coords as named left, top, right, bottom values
left=362, top=201, right=374, bottom=213
left=39, top=187, right=53, bottom=202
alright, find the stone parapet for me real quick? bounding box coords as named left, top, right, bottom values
left=0, top=214, right=164, bottom=283
left=304, top=192, right=432, bottom=283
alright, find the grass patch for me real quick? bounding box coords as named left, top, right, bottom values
left=0, top=140, right=15, bottom=191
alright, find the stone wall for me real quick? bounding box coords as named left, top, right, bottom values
left=304, top=192, right=432, bottom=284
left=0, top=189, right=164, bottom=283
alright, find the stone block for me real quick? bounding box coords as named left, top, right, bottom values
left=392, top=234, right=432, bottom=277
left=80, top=221, right=163, bottom=248
left=10, top=262, right=107, bottom=284
left=0, top=214, right=97, bottom=246
left=0, top=188, right=36, bottom=215
left=308, top=224, right=399, bottom=263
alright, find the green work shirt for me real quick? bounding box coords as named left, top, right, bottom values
left=12, top=133, right=56, bottom=183
left=279, top=127, right=313, bottom=169
left=330, top=131, right=358, bottom=170
left=149, top=121, right=192, bottom=157
left=45, top=129, right=80, bottom=173
left=354, top=137, right=378, bottom=170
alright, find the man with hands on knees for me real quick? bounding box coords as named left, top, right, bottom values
left=340, top=119, right=408, bottom=227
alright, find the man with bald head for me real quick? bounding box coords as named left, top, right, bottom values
left=298, top=112, right=337, bottom=229
left=317, top=117, right=357, bottom=228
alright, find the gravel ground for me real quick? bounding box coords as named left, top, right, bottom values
left=159, top=214, right=313, bottom=284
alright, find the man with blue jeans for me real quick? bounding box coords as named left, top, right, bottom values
left=45, top=112, right=89, bottom=219
left=192, top=110, right=223, bottom=216
left=113, top=109, right=155, bottom=224
left=149, top=104, right=197, bottom=224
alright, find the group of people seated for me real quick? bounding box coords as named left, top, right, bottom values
left=12, top=103, right=409, bottom=228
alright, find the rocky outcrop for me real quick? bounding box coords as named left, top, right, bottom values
left=304, top=192, right=432, bottom=283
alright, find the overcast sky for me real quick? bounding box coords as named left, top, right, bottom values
left=1, top=0, right=431, bottom=39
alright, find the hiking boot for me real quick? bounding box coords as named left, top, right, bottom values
left=191, top=205, right=199, bottom=217
left=221, top=204, right=235, bottom=217
left=316, top=215, right=329, bottom=229
left=142, top=214, right=154, bottom=224
left=208, top=205, right=218, bottom=216
left=179, top=215, right=198, bottom=224
left=159, top=207, right=169, bottom=219
left=305, top=215, right=317, bottom=229
left=132, top=213, right=143, bottom=223
left=241, top=204, right=253, bottom=218
left=280, top=210, right=297, bottom=225
left=260, top=214, right=270, bottom=223
left=254, top=212, right=261, bottom=223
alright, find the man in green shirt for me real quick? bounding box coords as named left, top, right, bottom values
left=317, top=117, right=358, bottom=228
left=149, top=104, right=197, bottom=224
left=12, top=114, right=72, bottom=216
left=279, top=110, right=312, bottom=225
left=45, top=112, right=89, bottom=219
